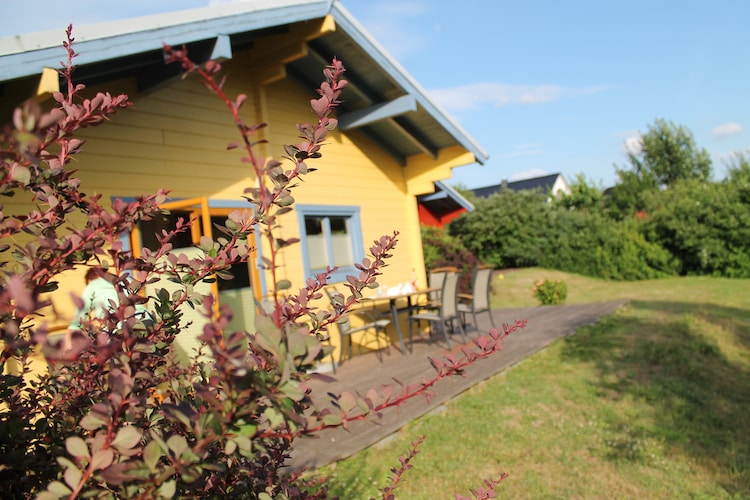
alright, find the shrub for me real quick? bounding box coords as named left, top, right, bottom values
left=532, top=279, right=568, bottom=305
left=420, top=225, right=481, bottom=293
left=447, top=180, right=678, bottom=281
left=542, top=210, right=678, bottom=281
left=643, top=178, right=750, bottom=277
left=0, top=27, right=526, bottom=498
left=448, top=189, right=552, bottom=269
left=553, top=173, right=605, bottom=212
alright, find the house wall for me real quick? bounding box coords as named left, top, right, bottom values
left=1, top=69, right=263, bottom=326
left=551, top=176, right=571, bottom=196
left=262, top=77, right=426, bottom=291
left=2, top=45, right=440, bottom=357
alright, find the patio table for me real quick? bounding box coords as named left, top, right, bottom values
left=360, top=288, right=438, bottom=355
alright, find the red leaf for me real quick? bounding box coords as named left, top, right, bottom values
left=235, top=93, right=247, bottom=109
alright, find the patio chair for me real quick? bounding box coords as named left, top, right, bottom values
left=428, top=266, right=459, bottom=304
left=408, top=269, right=466, bottom=348
left=412, top=266, right=459, bottom=312
left=458, top=265, right=498, bottom=334
left=324, top=286, right=392, bottom=365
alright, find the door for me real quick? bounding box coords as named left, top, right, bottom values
left=132, top=198, right=259, bottom=363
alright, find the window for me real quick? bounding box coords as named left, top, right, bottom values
left=297, top=205, right=364, bottom=282
left=210, top=216, right=252, bottom=292
left=139, top=209, right=194, bottom=252
left=133, top=198, right=260, bottom=298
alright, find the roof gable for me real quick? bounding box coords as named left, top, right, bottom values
left=472, top=173, right=566, bottom=198
left=417, top=180, right=474, bottom=212
left=0, top=0, right=487, bottom=169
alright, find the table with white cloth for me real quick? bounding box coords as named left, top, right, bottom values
left=359, top=287, right=439, bottom=354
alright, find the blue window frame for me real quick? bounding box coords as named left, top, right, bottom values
left=297, top=205, right=364, bottom=283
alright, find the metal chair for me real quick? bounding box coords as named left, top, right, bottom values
left=408, top=269, right=466, bottom=348
left=458, top=265, right=497, bottom=334
left=324, top=286, right=391, bottom=365
left=412, top=266, right=459, bottom=313
left=428, top=266, right=458, bottom=305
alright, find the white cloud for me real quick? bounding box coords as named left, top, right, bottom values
left=712, top=122, right=743, bottom=138
left=623, top=135, right=642, bottom=155
left=427, top=82, right=609, bottom=113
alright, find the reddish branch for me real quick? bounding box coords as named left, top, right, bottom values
left=163, top=44, right=348, bottom=325
left=257, top=319, right=528, bottom=439
left=382, top=436, right=425, bottom=500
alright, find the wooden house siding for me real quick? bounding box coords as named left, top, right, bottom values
left=2, top=68, right=265, bottom=327
left=254, top=76, right=428, bottom=291
left=12, top=48, right=427, bottom=328
left=1, top=9, right=488, bottom=359
left=75, top=77, right=258, bottom=200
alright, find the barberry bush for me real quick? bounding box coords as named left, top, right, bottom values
left=0, top=27, right=524, bottom=498
left=420, top=225, right=482, bottom=294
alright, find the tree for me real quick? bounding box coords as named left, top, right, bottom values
left=554, top=173, right=604, bottom=212
left=626, top=118, right=712, bottom=186
left=725, top=151, right=750, bottom=204
left=607, top=119, right=712, bottom=218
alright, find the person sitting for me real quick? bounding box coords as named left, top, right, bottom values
left=62, top=267, right=119, bottom=352
left=62, top=266, right=155, bottom=353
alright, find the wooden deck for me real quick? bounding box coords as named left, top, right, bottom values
left=288, top=300, right=628, bottom=472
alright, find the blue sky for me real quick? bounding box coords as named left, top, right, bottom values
left=3, top=0, right=749, bottom=189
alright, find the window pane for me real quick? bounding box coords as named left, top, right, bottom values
left=304, top=216, right=323, bottom=236
left=211, top=215, right=251, bottom=291
left=140, top=210, right=193, bottom=251
left=329, top=216, right=353, bottom=267
left=304, top=216, right=328, bottom=270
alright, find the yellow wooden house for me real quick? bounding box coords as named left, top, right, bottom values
left=0, top=0, right=488, bottom=361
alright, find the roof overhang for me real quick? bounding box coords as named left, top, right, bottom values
left=417, top=180, right=474, bottom=213
left=0, top=0, right=488, bottom=167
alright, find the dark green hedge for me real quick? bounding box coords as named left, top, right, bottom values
left=445, top=176, right=750, bottom=280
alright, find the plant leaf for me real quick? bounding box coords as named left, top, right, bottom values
left=112, top=426, right=142, bottom=451
left=66, top=436, right=90, bottom=459
left=167, top=435, right=188, bottom=458
left=91, top=449, right=115, bottom=470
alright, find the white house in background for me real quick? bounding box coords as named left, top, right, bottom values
left=471, top=173, right=570, bottom=199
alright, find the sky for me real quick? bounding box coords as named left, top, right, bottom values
left=3, top=0, right=749, bottom=189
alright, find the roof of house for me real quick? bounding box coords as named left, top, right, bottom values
left=471, top=173, right=564, bottom=198
left=0, top=0, right=488, bottom=168
left=416, top=180, right=474, bottom=214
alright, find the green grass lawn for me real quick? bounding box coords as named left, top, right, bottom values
left=318, top=269, right=750, bottom=499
